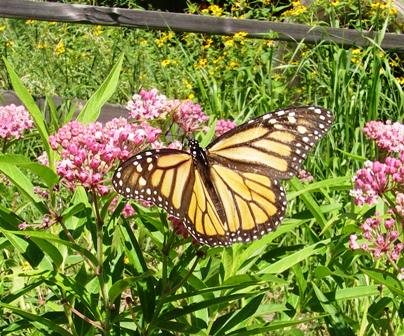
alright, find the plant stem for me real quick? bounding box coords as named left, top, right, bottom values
left=92, top=188, right=111, bottom=336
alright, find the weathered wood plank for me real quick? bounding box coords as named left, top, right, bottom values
left=0, top=90, right=127, bottom=123
left=0, top=0, right=403, bottom=52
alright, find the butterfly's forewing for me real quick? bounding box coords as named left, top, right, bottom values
left=112, top=149, right=229, bottom=245
left=113, top=149, right=196, bottom=219
left=207, top=106, right=333, bottom=179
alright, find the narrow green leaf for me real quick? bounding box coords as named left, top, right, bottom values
left=2, top=279, right=46, bottom=303
left=76, top=54, right=124, bottom=123
left=287, top=176, right=351, bottom=200
left=159, top=291, right=265, bottom=322
left=109, top=273, right=153, bottom=303
left=3, top=58, right=54, bottom=170
left=214, top=294, right=264, bottom=335
left=312, top=282, right=340, bottom=323
left=0, top=302, right=72, bottom=336
left=0, top=154, right=58, bottom=188
left=363, top=268, right=404, bottom=298
left=289, top=177, right=328, bottom=231
left=1, top=229, right=97, bottom=266
left=335, top=285, right=379, bottom=301
left=261, top=239, right=329, bottom=274
left=226, top=315, right=328, bottom=335
left=30, top=237, right=63, bottom=269
left=0, top=161, right=47, bottom=213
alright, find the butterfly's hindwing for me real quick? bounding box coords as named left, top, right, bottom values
left=207, top=106, right=333, bottom=179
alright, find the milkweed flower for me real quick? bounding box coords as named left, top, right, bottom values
left=350, top=120, right=403, bottom=265
left=363, top=120, right=404, bottom=153
left=351, top=215, right=403, bottom=261
left=49, top=118, right=161, bottom=194
left=215, top=119, right=236, bottom=137
left=127, top=88, right=169, bottom=121
left=0, top=104, right=33, bottom=141
left=297, top=169, right=314, bottom=183
left=170, top=100, right=209, bottom=134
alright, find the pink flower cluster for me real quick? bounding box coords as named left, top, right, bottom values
left=350, top=120, right=403, bottom=266
left=0, top=104, right=33, bottom=140
left=127, top=88, right=168, bottom=120
left=127, top=89, right=209, bottom=134
left=171, top=99, right=209, bottom=133
left=49, top=118, right=161, bottom=194
left=215, top=119, right=237, bottom=137
left=349, top=214, right=403, bottom=261
left=363, top=120, right=404, bottom=153
left=297, top=169, right=314, bottom=183
left=350, top=158, right=403, bottom=206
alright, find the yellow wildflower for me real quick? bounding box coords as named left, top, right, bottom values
left=234, top=31, right=248, bottom=39
left=124, top=256, right=129, bottom=264
left=203, top=38, right=213, bottom=49
left=0, top=25, right=5, bottom=32
left=187, top=93, right=195, bottom=100
left=26, top=19, right=35, bottom=24
left=94, top=25, right=103, bottom=36
left=266, top=40, right=274, bottom=47
left=209, top=4, right=223, bottom=16
left=161, top=59, right=171, bottom=67
left=351, top=48, right=362, bottom=55
left=5, top=40, right=14, bottom=47
left=140, top=39, right=148, bottom=46
left=183, top=79, right=193, bottom=90
left=282, top=1, right=307, bottom=16
left=223, top=37, right=235, bottom=48
left=37, top=42, right=47, bottom=49
left=55, top=41, right=65, bottom=55
left=397, top=77, right=404, bottom=85
left=389, top=7, right=398, bottom=15
left=229, top=60, right=239, bottom=69
left=262, top=0, right=271, bottom=5
left=48, top=21, right=57, bottom=25
left=197, top=58, right=208, bottom=68
left=331, top=0, right=340, bottom=6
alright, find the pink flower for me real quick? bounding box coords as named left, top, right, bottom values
left=50, top=118, right=161, bottom=194
left=122, top=203, right=136, bottom=218
left=171, top=100, right=209, bottom=134
left=0, top=104, right=33, bottom=140
left=215, top=119, right=237, bottom=137
left=364, top=120, right=404, bottom=153
left=297, top=169, right=314, bottom=183
left=126, top=88, right=168, bottom=121
left=350, top=160, right=390, bottom=206
left=395, top=193, right=404, bottom=216
left=168, top=215, right=190, bottom=239
left=350, top=214, right=403, bottom=262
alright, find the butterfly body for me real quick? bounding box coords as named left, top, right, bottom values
left=113, top=106, right=333, bottom=246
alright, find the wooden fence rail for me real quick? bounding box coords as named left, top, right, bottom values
left=0, top=0, right=403, bottom=52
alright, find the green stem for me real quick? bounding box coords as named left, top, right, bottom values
left=92, top=188, right=111, bottom=336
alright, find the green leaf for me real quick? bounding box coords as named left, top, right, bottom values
left=287, top=176, right=351, bottom=200
left=109, top=273, right=153, bottom=303
left=334, top=285, right=379, bottom=301
left=261, top=239, right=329, bottom=274
left=0, top=154, right=58, bottom=189
left=159, top=291, right=266, bottom=322
left=3, top=58, right=54, bottom=170
left=1, top=230, right=97, bottom=267
left=289, top=177, right=328, bottom=232
left=0, top=162, right=47, bottom=213
left=213, top=294, right=264, bottom=335
left=0, top=302, right=72, bottom=336
left=363, top=268, right=404, bottom=298
left=76, top=54, right=124, bottom=123
left=226, top=315, right=328, bottom=335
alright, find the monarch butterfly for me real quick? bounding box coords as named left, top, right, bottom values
left=113, top=106, right=333, bottom=246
